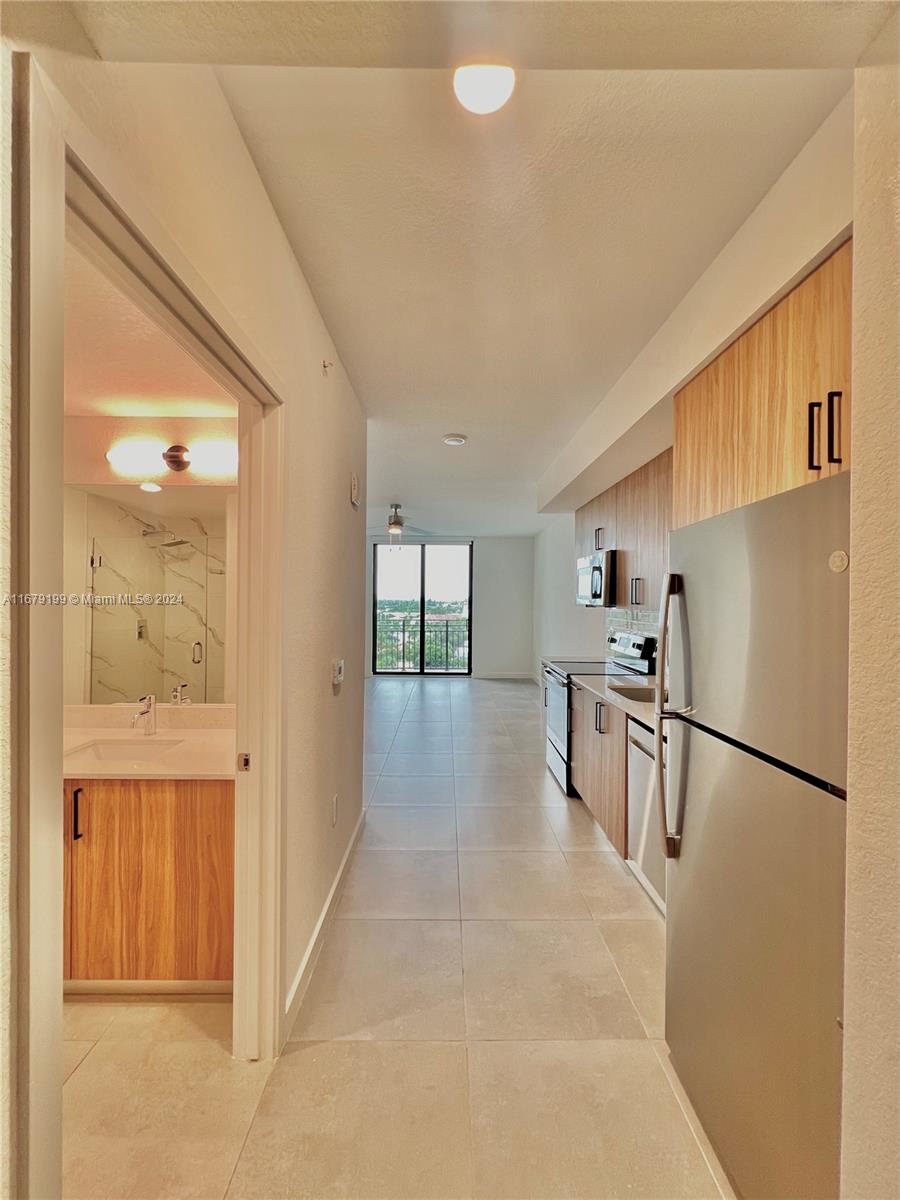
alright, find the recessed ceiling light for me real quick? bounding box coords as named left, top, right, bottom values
left=442, top=433, right=468, bottom=447
left=453, top=65, right=516, bottom=115
left=140, top=482, right=162, bottom=493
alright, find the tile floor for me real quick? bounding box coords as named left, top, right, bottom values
left=63, top=677, right=732, bottom=1199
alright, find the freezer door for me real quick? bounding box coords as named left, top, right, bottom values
left=666, top=721, right=845, bottom=1200
left=668, top=472, right=849, bottom=789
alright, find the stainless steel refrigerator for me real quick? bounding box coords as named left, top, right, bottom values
left=657, top=472, right=849, bottom=1200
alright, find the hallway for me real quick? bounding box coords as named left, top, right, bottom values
left=62, top=677, right=732, bottom=1199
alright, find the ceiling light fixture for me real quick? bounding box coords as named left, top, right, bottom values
left=105, top=437, right=168, bottom=479
left=442, top=433, right=468, bottom=447
left=139, top=482, right=162, bottom=493
left=162, top=444, right=192, bottom=472
left=387, top=503, right=405, bottom=543
left=453, top=65, right=516, bottom=115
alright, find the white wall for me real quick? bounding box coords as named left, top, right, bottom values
left=4, top=46, right=368, bottom=1047
left=532, top=515, right=608, bottom=680
left=472, top=537, right=534, bottom=678
left=842, top=12, right=900, bottom=1196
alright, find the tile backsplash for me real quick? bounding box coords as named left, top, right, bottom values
left=606, top=607, right=660, bottom=639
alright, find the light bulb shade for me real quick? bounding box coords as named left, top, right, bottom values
left=105, top=437, right=168, bottom=479
left=453, top=65, right=516, bottom=115
left=139, top=482, right=162, bottom=493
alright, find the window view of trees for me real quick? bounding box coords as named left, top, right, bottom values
left=374, top=544, right=471, bottom=673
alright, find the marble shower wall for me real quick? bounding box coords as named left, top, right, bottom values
left=73, top=492, right=227, bottom=704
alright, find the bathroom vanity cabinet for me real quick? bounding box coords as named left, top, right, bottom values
left=63, top=777, right=234, bottom=983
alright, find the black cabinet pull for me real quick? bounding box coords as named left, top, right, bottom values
left=808, top=400, right=823, bottom=471
left=827, top=390, right=843, bottom=464
left=629, top=577, right=642, bottom=606
left=543, top=687, right=548, bottom=708
left=595, top=700, right=606, bottom=733
left=72, top=787, right=84, bottom=841
left=594, top=527, right=604, bottom=551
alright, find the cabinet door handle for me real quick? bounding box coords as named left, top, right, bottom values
left=808, top=400, right=823, bottom=471
left=192, top=641, right=203, bottom=664
left=595, top=701, right=606, bottom=734
left=543, top=687, right=548, bottom=708
left=73, top=787, right=84, bottom=841
left=827, top=390, right=843, bottom=464
left=634, top=577, right=643, bottom=606
left=594, top=527, right=603, bottom=551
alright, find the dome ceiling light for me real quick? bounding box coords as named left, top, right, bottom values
left=453, top=65, right=516, bottom=116
left=442, top=433, right=468, bottom=447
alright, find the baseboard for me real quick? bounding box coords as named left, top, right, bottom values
left=64, top=980, right=232, bottom=995
left=281, top=807, right=365, bottom=1042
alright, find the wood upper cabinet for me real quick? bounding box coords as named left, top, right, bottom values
left=673, top=240, right=852, bottom=527
left=579, top=689, right=627, bottom=856
left=575, top=487, right=618, bottom=559
left=64, top=777, right=234, bottom=982
left=614, top=449, right=672, bottom=609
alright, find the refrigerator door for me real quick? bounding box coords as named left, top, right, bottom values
left=666, top=721, right=845, bottom=1200
left=668, top=472, right=850, bottom=789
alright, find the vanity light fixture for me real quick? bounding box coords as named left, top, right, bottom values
left=105, top=437, right=168, bottom=478
left=139, top=482, right=162, bottom=493
left=453, top=65, right=516, bottom=115
left=442, top=433, right=468, bottom=447
left=162, top=443, right=192, bottom=472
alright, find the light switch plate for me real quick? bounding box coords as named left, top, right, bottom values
left=332, top=658, right=346, bottom=686
left=350, top=472, right=361, bottom=510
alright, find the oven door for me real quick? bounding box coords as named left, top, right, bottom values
left=544, top=670, right=569, bottom=759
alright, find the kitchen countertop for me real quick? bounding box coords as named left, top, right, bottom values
left=570, top=673, right=657, bottom=728
left=63, top=727, right=236, bottom=780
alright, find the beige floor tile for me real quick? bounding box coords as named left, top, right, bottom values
left=456, top=807, right=558, bottom=851
left=63, top=1000, right=126, bottom=1042
left=371, top=775, right=455, bottom=805
left=453, top=776, right=537, bottom=807
left=450, top=720, right=509, bottom=738
left=565, top=851, right=661, bottom=919
left=362, top=773, right=379, bottom=806
left=63, top=1040, right=272, bottom=1200
left=226, top=1041, right=472, bottom=1199
left=468, top=1040, right=719, bottom=1199
left=462, top=922, right=644, bottom=1040
left=102, top=1000, right=233, bottom=1045
left=389, top=729, right=453, bottom=753
left=526, top=775, right=572, bottom=807
left=545, top=800, right=615, bottom=850
left=63, top=1041, right=94, bottom=1082
left=451, top=732, right=517, bottom=753
left=519, top=754, right=553, bottom=778
left=598, top=918, right=666, bottom=1038
left=382, top=752, right=453, bottom=776
left=364, top=752, right=386, bottom=774
left=454, top=753, right=526, bottom=776
left=362, top=805, right=457, bottom=850
left=291, top=920, right=465, bottom=1041
left=400, top=713, right=453, bottom=726
left=459, top=852, right=591, bottom=919
left=337, top=849, right=460, bottom=918
left=364, top=726, right=398, bottom=753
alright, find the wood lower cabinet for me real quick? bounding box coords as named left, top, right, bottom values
left=579, top=690, right=627, bottom=856
left=673, top=240, right=851, bottom=528
left=64, top=777, right=234, bottom=982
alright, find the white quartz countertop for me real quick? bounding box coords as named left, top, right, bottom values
left=570, top=674, right=658, bottom=728
left=63, top=727, right=236, bottom=780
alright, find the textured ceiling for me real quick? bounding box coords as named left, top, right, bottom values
left=67, top=1, right=896, bottom=68
left=64, top=243, right=238, bottom=417
left=218, top=66, right=850, bottom=534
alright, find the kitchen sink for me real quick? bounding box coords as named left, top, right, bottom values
left=65, top=737, right=184, bottom=766
left=608, top=685, right=656, bottom=703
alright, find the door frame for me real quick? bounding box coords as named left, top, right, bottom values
left=371, top=540, right=474, bottom=676
left=6, top=53, right=286, bottom=1199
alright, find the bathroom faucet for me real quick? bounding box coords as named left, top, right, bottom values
left=133, top=694, right=157, bottom=735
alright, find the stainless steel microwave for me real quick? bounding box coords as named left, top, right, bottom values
left=576, top=550, right=617, bottom=607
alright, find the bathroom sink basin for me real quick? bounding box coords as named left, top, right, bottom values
left=65, top=737, right=184, bottom=766
left=608, top=685, right=656, bottom=704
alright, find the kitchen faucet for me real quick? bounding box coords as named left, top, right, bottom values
left=133, top=694, right=157, bottom=735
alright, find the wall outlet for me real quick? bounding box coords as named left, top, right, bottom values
left=331, top=794, right=338, bottom=827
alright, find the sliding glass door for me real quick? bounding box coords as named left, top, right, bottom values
left=373, top=542, right=472, bottom=674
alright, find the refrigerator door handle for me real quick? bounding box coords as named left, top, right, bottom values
left=655, top=572, right=683, bottom=859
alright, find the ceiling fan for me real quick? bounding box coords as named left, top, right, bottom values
left=365, top=503, right=435, bottom=543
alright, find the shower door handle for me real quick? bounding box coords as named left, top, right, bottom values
left=192, top=641, right=203, bottom=664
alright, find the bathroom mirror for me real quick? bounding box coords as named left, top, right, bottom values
left=64, top=486, right=236, bottom=705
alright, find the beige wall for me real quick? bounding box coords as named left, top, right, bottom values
left=5, top=47, right=368, bottom=1042
left=842, top=12, right=900, bottom=1197
left=532, top=516, right=607, bottom=680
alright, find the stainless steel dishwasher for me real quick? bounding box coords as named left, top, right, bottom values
left=626, top=718, right=666, bottom=912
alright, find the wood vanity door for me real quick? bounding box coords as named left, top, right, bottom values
left=68, top=778, right=234, bottom=981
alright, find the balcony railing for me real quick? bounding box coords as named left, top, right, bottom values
left=375, top=616, right=470, bottom=673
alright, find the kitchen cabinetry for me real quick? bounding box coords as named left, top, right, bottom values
left=569, top=682, right=586, bottom=796
left=579, top=688, right=627, bottom=855
left=64, top=777, right=234, bottom=982
left=673, top=240, right=851, bottom=528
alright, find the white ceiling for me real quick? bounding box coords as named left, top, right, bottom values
left=218, top=66, right=850, bottom=534
left=73, top=484, right=233, bottom=518
left=64, top=243, right=238, bottom=418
